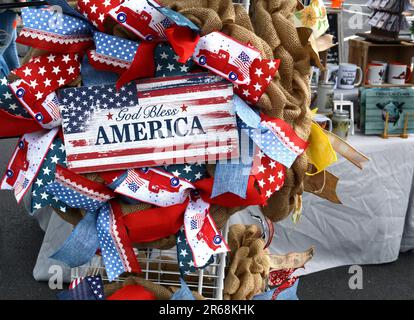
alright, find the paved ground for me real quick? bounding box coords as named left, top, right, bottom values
left=0, top=136, right=413, bottom=300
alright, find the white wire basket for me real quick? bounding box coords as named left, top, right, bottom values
left=71, top=222, right=229, bottom=300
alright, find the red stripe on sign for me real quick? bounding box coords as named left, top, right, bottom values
left=138, top=83, right=231, bottom=99
left=67, top=140, right=238, bottom=162
left=203, top=111, right=235, bottom=119
left=70, top=139, right=89, bottom=147
left=179, top=96, right=233, bottom=106
left=70, top=151, right=238, bottom=174
left=206, top=124, right=237, bottom=132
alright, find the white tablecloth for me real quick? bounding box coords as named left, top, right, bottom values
left=230, top=134, right=414, bottom=275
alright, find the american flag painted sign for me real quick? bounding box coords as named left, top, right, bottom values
left=59, top=73, right=239, bottom=174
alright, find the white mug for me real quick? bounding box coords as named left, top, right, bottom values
left=388, top=62, right=412, bottom=85
left=371, top=60, right=388, bottom=79
left=366, top=63, right=386, bottom=85
left=337, top=63, right=363, bottom=89
left=324, top=63, right=339, bottom=85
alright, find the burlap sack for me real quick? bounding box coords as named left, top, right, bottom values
left=224, top=224, right=271, bottom=300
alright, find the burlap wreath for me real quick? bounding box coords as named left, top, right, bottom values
left=22, top=0, right=312, bottom=250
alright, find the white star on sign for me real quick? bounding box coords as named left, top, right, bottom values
left=67, top=66, right=75, bottom=74
left=183, top=165, right=192, bottom=173
left=268, top=175, right=275, bottom=183
left=258, top=165, right=266, bottom=173
left=180, top=65, right=189, bottom=72
left=44, top=78, right=51, bottom=87
left=180, top=249, right=188, bottom=257
left=160, top=52, right=168, bottom=59
left=40, top=192, right=49, bottom=200
left=42, top=167, right=51, bottom=175
left=243, top=89, right=250, bottom=97
left=33, top=203, right=42, bottom=210
left=166, top=64, right=175, bottom=71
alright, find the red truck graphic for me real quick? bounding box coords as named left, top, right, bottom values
left=115, top=6, right=158, bottom=41
left=196, top=49, right=245, bottom=82
left=138, top=168, right=181, bottom=193
left=15, top=85, right=53, bottom=125
left=196, top=214, right=223, bottom=251
left=6, top=139, right=29, bottom=186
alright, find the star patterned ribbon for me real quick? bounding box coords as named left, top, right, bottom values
left=176, top=227, right=214, bottom=276
left=9, top=53, right=81, bottom=129
left=155, top=43, right=194, bottom=78
left=43, top=165, right=115, bottom=212
left=31, top=137, right=68, bottom=214
left=96, top=202, right=141, bottom=281
left=0, top=128, right=59, bottom=203
left=58, top=275, right=105, bottom=300
left=163, top=163, right=207, bottom=183
left=77, top=0, right=123, bottom=31
left=17, top=8, right=94, bottom=53
left=251, top=148, right=286, bottom=201
left=87, top=32, right=139, bottom=74
left=233, top=58, right=280, bottom=105
left=0, top=77, right=30, bottom=118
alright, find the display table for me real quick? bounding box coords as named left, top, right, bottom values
left=231, top=133, right=414, bottom=274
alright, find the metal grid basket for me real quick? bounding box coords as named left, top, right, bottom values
left=71, top=223, right=229, bottom=300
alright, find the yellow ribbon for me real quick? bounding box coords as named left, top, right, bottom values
left=306, top=121, right=338, bottom=175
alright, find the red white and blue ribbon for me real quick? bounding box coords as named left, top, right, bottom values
left=113, top=167, right=229, bottom=267
left=192, top=32, right=261, bottom=85
left=17, top=8, right=94, bottom=53
left=235, top=96, right=308, bottom=168
left=43, top=166, right=140, bottom=280
left=87, top=32, right=139, bottom=74
left=0, top=128, right=58, bottom=203
left=108, top=0, right=199, bottom=42
left=9, top=53, right=81, bottom=129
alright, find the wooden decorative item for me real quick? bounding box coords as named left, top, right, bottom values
left=381, top=112, right=411, bottom=139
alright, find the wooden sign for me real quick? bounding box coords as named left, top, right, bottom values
left=360, top=87, right=414, bottom=135
left=59, top=73, right=239, bottom=173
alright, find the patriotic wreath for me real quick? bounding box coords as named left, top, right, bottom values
left=0, top=0, right=337, bottom=300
